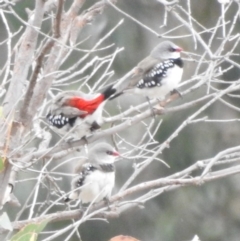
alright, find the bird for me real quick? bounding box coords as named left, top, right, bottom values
left=111, top=41, right=184, bottom=101
left=64, top=142, right=119, bottom=205
left=46, top=85, right=116, bottom=140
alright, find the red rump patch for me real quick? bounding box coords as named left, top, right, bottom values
left=67, top=94, right=104, bottom=117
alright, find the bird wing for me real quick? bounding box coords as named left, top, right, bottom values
left=50, top=106, right=87, bottom=118
left=65, top=163, right=96, bottom=202
left=136, top=59, right=175, bottom=89
left=127, top=56, right=160, bottom=88
left=46, top=105, right=87, bottom=129
left=48, top=92, right=89, bottom=117
left=111, top=57, right=159, bottom=94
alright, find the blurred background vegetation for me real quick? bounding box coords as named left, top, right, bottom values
left=2, top=0, right=240, bottom=240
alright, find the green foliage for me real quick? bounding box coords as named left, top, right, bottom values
left=11, top=220, right=48, bottom=241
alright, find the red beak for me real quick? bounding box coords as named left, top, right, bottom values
left=112, top=151, right=120, bottom=156
left=175, top=47, right=183, bottom=52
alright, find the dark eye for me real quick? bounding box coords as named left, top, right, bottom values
left=106, top=151, right=113, bottom=155
left=169, top=47, right=175, bottom=52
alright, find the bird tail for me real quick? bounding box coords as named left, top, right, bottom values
left=101, top=84, right=117, bottom=100
left=64, top=196, right=71, bottom=202
left=108, top=91, right=124, bottom=100
left=64, top=191, right=78, bottom=202
left=66, top=85, right=117, bottom=115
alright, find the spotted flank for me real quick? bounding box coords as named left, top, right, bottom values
left=137, top=59, right=175, bottom=89
left=46, top=113, right=76, bottom=128
left=76, top=164, right=97, bottom=188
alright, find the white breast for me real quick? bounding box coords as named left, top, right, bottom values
left=79, top=170, right=115, bottom=204
left=130, top=65, right=183, bottom=100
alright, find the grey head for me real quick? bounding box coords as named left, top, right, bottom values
left=150, top=41, right=183, bottom=60
left=88, top=143, right=119, bottom=164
